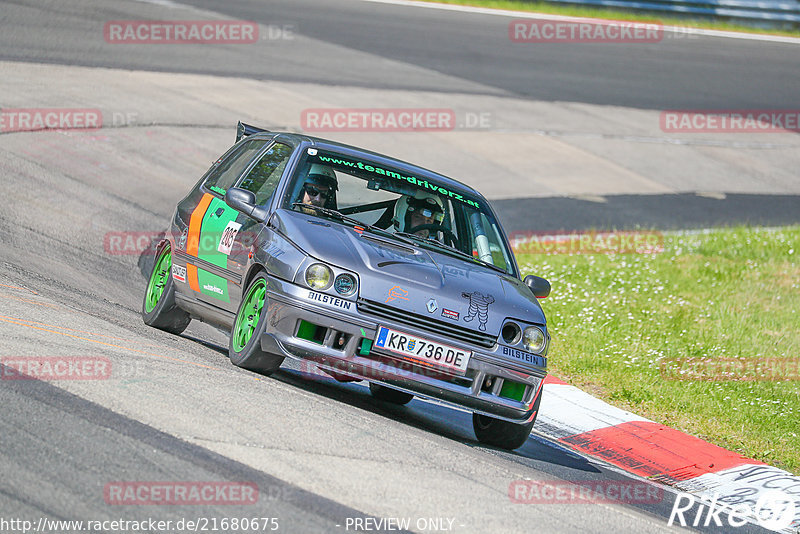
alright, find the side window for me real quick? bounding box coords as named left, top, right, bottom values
left=204, top=139, right=268, bottom=194
left=479, top=214, right=510, bottom=271
left=238, top=143, right=293, bottom=205
left=464, top=211, right=509, bottom=270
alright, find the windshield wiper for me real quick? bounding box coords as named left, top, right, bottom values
left=292, top=203, right=415, bottom=245
left=292, top=202, right=352, bottom=222
left=394, top=232, right=508, bottom=274
left=393, top=231, right=437, bottom=244
left=473, top=257, right=508, bottom=274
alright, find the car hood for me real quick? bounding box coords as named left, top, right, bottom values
left=272, top=209, right=545, bottom=335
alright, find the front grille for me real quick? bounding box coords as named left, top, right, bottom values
left=357, top=299, right=496, bottom=348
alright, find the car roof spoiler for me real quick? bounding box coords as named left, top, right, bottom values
left=236, top=121, right=270, bottom=142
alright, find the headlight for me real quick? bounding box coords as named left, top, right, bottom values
left=523, top=326, right=546, bottom=354
left=305, top=263, right=332, bottom=290
left=501, top=322, right=521, bottom=344
left=334, top=273, right=357, bottom=296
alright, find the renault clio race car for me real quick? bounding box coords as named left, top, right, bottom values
left=142, top=122, right=552, bottom=450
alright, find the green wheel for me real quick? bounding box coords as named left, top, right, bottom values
left=229, top=272, right=283, bottom=374
left=141, top=244, right=191, bottom=334
left=232, top=276, right=266, bottom=352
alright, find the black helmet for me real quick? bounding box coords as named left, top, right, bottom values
left=305, top=164, right=338, bottom=191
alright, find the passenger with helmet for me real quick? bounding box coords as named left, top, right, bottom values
left=297, top=163, right=338, bottom=210
left=393, top=192, right=446, bottom=239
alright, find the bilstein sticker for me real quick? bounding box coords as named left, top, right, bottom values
left=502, top=346, right=546, bottom=367
left=307, top=291, right=351, bottom=310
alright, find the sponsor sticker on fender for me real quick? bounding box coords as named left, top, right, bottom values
left=172, top=264, right=186, bottom=283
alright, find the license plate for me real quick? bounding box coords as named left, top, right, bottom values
left=374, top=326, right=471, bottom=375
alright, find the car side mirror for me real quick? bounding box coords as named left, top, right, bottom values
left=224, top=187, right=268, bottom=222
left=524, top=275, right=551, bottom=299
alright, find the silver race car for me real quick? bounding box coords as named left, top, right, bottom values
left=143, top=122, right=551, bottom=450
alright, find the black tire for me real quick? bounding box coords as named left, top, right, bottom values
left=472, top=414, right=535, bottom=450
left=141, top=244, right=191, bottom=335
left=472, top=385, right=543, bottom=450
left=228, top=272, right=284, bottom=375
left=369, top=383, right=414, bottom=405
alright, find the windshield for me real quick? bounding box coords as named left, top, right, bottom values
left=282, top=148, right=516, bottom=276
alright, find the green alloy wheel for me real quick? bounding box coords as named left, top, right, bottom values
left=141, top=244, right=191, bottom=334
left=228, top=272, right=284, bottom=374
left=233, top=276, right=266, bottom=352
left=145, top=246, right=172, bottom=313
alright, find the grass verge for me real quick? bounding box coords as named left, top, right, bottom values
left=420, top=0, right=800, bottom=38
left=516, top=226, right=800, bottom=474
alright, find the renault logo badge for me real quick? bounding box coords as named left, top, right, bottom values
left=426, top=299, right=438, bottom=313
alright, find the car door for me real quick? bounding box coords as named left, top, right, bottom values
left=223, top=140, right=295, bottom=306
left=178, top=137, right=270, bottom=313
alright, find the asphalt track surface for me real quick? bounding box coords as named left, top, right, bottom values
left=0, top=1, right=794, bottom=533
left=2, top=0, right=799, bottom=230
left=4, top=0, right=799, bottom=109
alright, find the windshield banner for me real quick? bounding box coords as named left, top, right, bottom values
left=314, top=153, right=480, bottom=208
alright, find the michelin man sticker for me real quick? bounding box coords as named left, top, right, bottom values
left=461, top=291, right=495, bottom=331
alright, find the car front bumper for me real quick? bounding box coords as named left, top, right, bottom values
left=260, top=278, right=545, bottom=424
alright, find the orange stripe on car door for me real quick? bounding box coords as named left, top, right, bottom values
left=186, top=193, right=214, bottom=291
left=187, top=264, right=200, bottom=292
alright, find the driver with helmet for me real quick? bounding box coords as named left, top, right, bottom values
left=296, top=163, right=338, bottom=212
left=392, top=192, right=445, bottom=239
